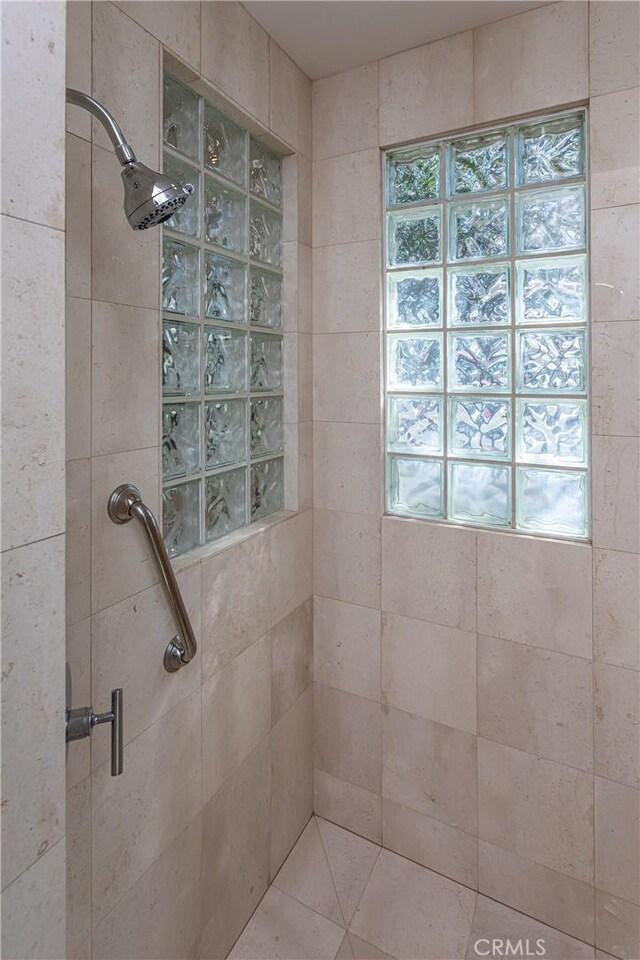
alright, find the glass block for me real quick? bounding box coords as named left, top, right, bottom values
left=204, top=177, right=246, bottom=254
left=449, top=131, right=508, bottom=195
left=516, top=256, right=587, bottom=325
left=517, top=328, right=586, bottom=393
left=251, top=457, right=284, bottom=521
left=516, top=399, right=587, bottom=466
left=163, top=152, right=199, bottom=237
left=250, top=396, right=283, bottom=457
left=163, top=480, right=200, bottom=557
left=387, top=456, right=443, bottom=518
left=387, top=209, right=441, bottom=267
left=250, top=268, right=282, bottom=328
left=387, top=269, right=442, bottom=328
left=205, top=326, right=246, bottom=393
left=162, top=237, right=199, bottom=316
left=516, top=467, right=588, bottom=538
left=250, top=139, right=283, bottom=207
left=449, top=333, right=510, bottom=392
left=162, top=321, right=200, bottom=397
left=205, top=468, right=246, bottom=542
left=450, top=397, right=510, bottom=460
left=204, top=103, right=245, bottom=186
left=163, top=74, right=199, bottom=162
left=387, top=334, right=442, bottom=391
left=162, top=402, right=201, bottom=479
left=250, top=334, right=283, bottom=391
left=204, top=252, right=246, bottom=322
left=387, top=145, right=440, bottom=205
left=518, top=114, right=584, bottom=185
left=249, top=202, right=283, bottom=267
left=449, top=197, right=509, bottom=261
left=449, top=461, right=511, bottom=527
left=205, top=398, right=247, bottom=469
left=449, top=264, right=510, bottom=327
left=517, top=185, right=585, bottom=254
left=387, top=395, right=443, bottom=456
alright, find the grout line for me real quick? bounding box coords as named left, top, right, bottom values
left=314, top=817, right=350, bottom=929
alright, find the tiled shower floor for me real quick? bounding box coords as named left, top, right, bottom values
left=228, top=817, right=596, bottom=960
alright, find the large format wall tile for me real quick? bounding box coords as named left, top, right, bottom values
left=66, top=777, right=91, bottom=960
left=313, top=333, right=381, bottom=424
left=314, top=769, right=382, bottom=845
left=592, top=322, right=640, bottom=438
left=65, top=133, right=91, bottom=299
left=66, top=297, right=92, bottom=462
left=590, top=88, right=640, bottom=210
left=66, top=619, right=91, bottom=791
left=313, top=150, right=381, bottom=247
left=314, top=509, right=381, bottom=608
left=113, top=0, right=201, bottom=71
left=590, top=0, right=640, bottom=97
left=595, top=777, right=640, bottom=905
left=271, top=600, right=313, bottom=725
left=592, top=435, right=640, bottom=553
left=314, top=683, right=381, bottom=794
left=66, top=0, right=91, bottom=140
left=269, top=511, right=314, bottom=628
left=314, top=596, right=381, bottom=702
left=271, top=687, right=314, bottom=875
left=595, top=889, right=640, bottom=960
left=594, top=662, right=640, bottom=788
left=269, top=41, right=312, bottom=159
left=313, top=64, right=378, bottom=161
left=0, top=839, right=66, bottom=960
left=593, top=549, right=640, bottom=672
left=66, top=458, right=91, bottom=627
left=314, top=421, right=381, bottom=516
left=591, top=204, right=640, bottom=323
left=313, top=240, right=381, bottom=334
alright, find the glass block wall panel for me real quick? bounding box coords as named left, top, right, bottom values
left=384, top=109, right=588, bottom=539
left=162, top=74, right=284, bottom=555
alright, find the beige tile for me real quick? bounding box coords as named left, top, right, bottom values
left=90, top=446, right=161, bottom=613
left=91, top=299, right=159, bottom=456
left=91, top=567, right=201, bottom=770
left=592, top=322, right=640, bottom=437
left=66, top=0, right=91, bottom=140
left=316, top=817, right=380, bottom=925
left=315, top=509, right=381, bottom=608
left=382, top=707, right=477, bottom=835
left=591, top=89, right=640, bottom=210
left=1, top=537, right=65, bottom=889
left=314, top=422, right=381, bottom=517
left=348, top=934, right=394, bottom=960
left=1, top=216, right=65, bottom=550
left=590, top=0, right=640, bottom=97
left=229, top=885, right=345, bottom=960
left=314, top=770, right=382, bottom=845
left=66, top=457, right=91, bottom=627
left=313, top=333, right=381, bottom=424
left=66, top=297, right=91, bottom=462
left=314, top=597, right=381, bottom=702
left=595, top=777, right=640, bottom=904
left=298, top=420, right=314, bottom=511
left=283, top=239, right=313, bottom=330
left=0, top=839, right=66, bottom=960
left=274, top=818, right=343, bottom=925
left=479, top=840, right=595, bottom=944
left=113, top=0, right=201, bottom=71
left=592, top=205, right=640, bottom=322
left=66, top=777, right=91, bottom=960
left=478, top=739, right=593, bottom=883
left=200, top=739, right=271, bottom=960
left=202, top=634, right=271, bottom=801
left=473, top=3, right=588, bottom=124
left=596, top=890, right=640, bottom=960
left=269, top=41, right=312, bottom=159
left=272, top=599, right=313, bottom=724
left=315, top=683, right=381, bottom=794
left=350, top=848, right=476, bottom=960
left=93, top=814, right=201, bottom=960
left=478, top=634, right=593, bottom=770
left=594, top=549, right=640, bottom=672
left=201, top=1, right=270, bottom=126
left=593, top=436, right=640, bottom=553
left=66, top=618, right=91, bottom=790
left=298, top=332, right=313, bottom=422
left=92, top=690, right=201, bottom=926
left=379, top=32, right=472, bottom=146
left=382, top=517, right=476, bottom=632
left=270, top=511, right=313, bottom=627
left=271, top=686, right=314, bottom=876
left=467, top=896, right=595, bottom=960
left=338, top=934, right=355, bottom=960
left=594, top=662, right=640, bottom=788
left=382, top=613, right=476, bottom=735
left=313, top=240, right=381, bottom=335
left=298, top=241, right=313, bottom=332
left=0, top=1, right=65, bottom=228
left=313, top=64, right=378, bottom=161
left=382, top=798, right=477, bottom=890
left=66, top=132, right=91, bottom=299
left=477, top=532, right=592, bottom=658
left=313, top=150, right=381, bottom=247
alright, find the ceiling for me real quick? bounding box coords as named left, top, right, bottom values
left=242, top=1, right=550, bottom=80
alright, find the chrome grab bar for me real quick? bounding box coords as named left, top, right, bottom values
left=107, top=484, right=197, bottom=673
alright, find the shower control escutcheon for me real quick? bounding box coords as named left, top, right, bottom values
left=66, top=688, right=124, bottom=776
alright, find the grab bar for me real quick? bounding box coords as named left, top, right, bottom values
left=107, top=483, right=197, bottom=673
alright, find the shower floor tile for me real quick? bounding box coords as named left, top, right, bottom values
left=227, top=816, right=595, bottom=960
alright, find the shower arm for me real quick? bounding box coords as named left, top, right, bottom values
left=66, top=87, right=136, bottom=165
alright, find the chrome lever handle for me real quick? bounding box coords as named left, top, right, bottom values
left=66, top=688, right=124, bottom=776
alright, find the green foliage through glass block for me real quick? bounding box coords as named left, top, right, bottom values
left=387, top=146, right=440, bottom=205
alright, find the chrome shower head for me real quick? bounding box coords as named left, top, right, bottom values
left=122, top=161, right=194, bottom=230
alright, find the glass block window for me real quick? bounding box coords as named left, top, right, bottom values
left=162, top=74, right=284, bottom=556
left=384, top=110, right=589, bottom=539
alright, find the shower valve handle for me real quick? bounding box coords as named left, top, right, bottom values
left=66, top=688, right=123, bottom=777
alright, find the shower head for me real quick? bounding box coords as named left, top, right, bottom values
left=66, top=87, right=194, bottom=231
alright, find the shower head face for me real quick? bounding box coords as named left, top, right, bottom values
left=121, top=161, right=194, bottom=230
